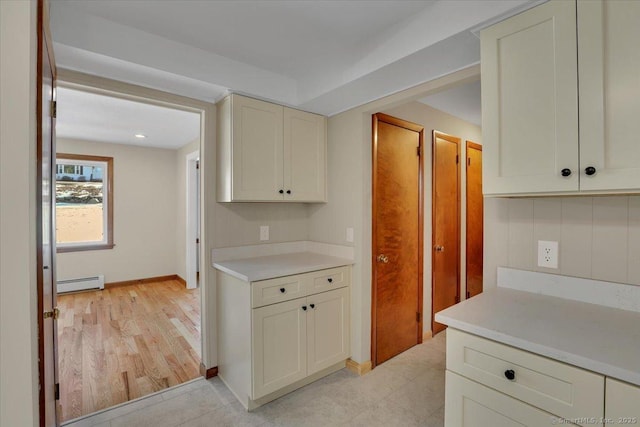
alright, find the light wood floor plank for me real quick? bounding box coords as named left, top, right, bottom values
left=57, top=280, right=201, bottom=422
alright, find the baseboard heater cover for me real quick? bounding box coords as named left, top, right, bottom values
left=57, top=275, right=105, bottom=293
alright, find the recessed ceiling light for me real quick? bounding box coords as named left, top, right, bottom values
left=134, top=134, right=147, bottom=139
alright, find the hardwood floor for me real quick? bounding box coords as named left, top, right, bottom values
left=57, top=279, right=201, bottom=423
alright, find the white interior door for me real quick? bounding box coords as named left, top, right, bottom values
left=186, top=150, right=199, bottom=289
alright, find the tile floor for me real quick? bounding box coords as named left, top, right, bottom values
left=63, top=332, right=446, bottom=427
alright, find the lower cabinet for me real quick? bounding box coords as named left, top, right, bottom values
left=606, top=378, right=640, bottom=423
left=217, top=266, right=351, bottom=410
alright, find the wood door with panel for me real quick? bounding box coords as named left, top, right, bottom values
left=283, top=107, right=326, bottom=202
left=251, top=297, right=307, bottom=399
left=432, top=131, right=460, bottom=335
left=37, top=0, right=58, bottom=424
left=232, top=95, right=284, bottom=201
left=578, top=0, right=640, bottom=191
left=465, top=141, right=483, bottom=299
left=481, top=0, right=578, bottom=195
left=306, top=287, right=349, bottom=375
left=372, top=113, right=423, bottom=366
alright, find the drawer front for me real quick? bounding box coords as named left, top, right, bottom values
left=447, top=329, right=604, bottom=424
left=445, top=371, right=574, bottom=426
left=606, top=378, right=640, bottom=421
left=307, top=266, right=350, bottom=295
left=251, top=275, right=305, bottom=308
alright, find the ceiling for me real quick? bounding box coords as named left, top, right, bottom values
left=418, top=80, right=482, bottom=126
left=49, top=0, right=542, bottom=117
left=56, top=87, right=201, bottom=149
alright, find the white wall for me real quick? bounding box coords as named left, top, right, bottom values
left=380, top=101, right=481, bottom=334
left=56, top=138, right=179, bottom=283
left=484, top=196, right=640, bottom=288
left=308, top=66, right=481, bottom=363
left=0, top=1, right=39, bottom=426
left=176, top=138, right=200, bottom=280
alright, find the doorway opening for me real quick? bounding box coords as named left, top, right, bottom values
left=53, top=84, right=204, bottom=423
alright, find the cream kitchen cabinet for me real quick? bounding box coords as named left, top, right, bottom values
left=605, top=378, right=640, bottom=423
left=482, top=0, right=640, bottom=196
left=445, top=329, right=604, bottom=427
left=217, top=94, right=327, bottom=202
left=217, top=266, right=350, bottom=410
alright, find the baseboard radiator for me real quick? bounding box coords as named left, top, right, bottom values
left=57, top=275, right=105, bottom=293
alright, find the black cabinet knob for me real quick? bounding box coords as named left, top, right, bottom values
left=561, top=168, right=572, bottom=177
left=302, top=306, right=307, bottom=311
left=585, top=166, right=597, bottom=176
left=310, top=304, right=315, bottom=309
left=327, top=278, right=333, bottom=283
left=279, top=189, right=284, bottom=194
left=286, top=190, right=291, bottom=194
left=504, top=369, right=515, bottom=381
left=280, top=288, right=286, bottom=294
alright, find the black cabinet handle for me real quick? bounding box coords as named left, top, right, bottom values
left=279, top=189, right=284, bottom=194
left=327, top=278, right=333, bottom=283
left=561, top=168, right=571, bottom=177
left=286, top=190, right=291, bottom=194
left=302, top=305, right=307, bottom=311
left=585, top=166, right=597, bottom=176
left=504, top=369, right=515, bottom=381
left=280, top=288, right=286, bottom=294
left=310, top=304, right=315, bottom=309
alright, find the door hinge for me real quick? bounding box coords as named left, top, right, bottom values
left=417, top=146, right=420, bottom=156
left=196, top=161, right=200, bottom=170
left=455, top=295, right=460, bottom=304
left=196, top=238, right=200, bottom=244
left=416, top=311, right=421, bottom=322
left=54, top=383, right=60, bottom=400
left=467, top=291, right=470, bottom=299
left=456, top=154, right=459, bottom=164
left=468, top=157, right=471, bottom=166
left=50, top=101, right=57, bottom=119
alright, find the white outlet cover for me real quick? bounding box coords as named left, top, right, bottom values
left=260, top=225, right=269, bottom=241
left=537, top=240, right=558, bottom=269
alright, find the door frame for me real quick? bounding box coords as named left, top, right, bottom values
left=431, top=130, right=461, bottom=333
left=371, top=112, right=424, bottom=368
left=186, top=150, right=200, bottom=289
left=465, top=140, right=483, bottom=299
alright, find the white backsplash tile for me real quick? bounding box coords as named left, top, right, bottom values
left=532, top=198, right=562, bottom=273
left=560, top=197, right=593, bottom=278
left=507, top=199, right=534, bottom=270
left=592, top=197, right=628, bottom=283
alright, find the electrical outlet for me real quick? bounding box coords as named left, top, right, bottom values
left=259, top=225, right=269, bottom=241
left=537, top=240, right=558, bottom=269
left=346, top=227, right=354, bottom=243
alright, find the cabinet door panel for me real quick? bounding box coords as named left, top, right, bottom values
left=252, top=298, right=306, bottom=399
left=579, top=0, right=640, bottom=191
left=605, top=378, right=640, bottom=422
left=307, top=287, right=349, bottom=375
left=481, top=0, right=578, bottom=195
left=283, top=108, right=326, bottom=202
left=232, top=96, right=284, bottom=201
left=445, top=371, right=572, bottom=426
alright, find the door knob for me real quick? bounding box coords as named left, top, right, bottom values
left=43, top=307, right=60, bottom=320
left=376, top=254, right=389, bottom=263
left=434, top=245, right=445, bottom=252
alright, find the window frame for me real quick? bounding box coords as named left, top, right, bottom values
left=55, top=153, right=114, bottom=252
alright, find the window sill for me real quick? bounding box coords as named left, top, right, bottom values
left=56, top=243, right=115, bottom=253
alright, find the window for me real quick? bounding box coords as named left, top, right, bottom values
left=55, top=153, right=114, bottom=252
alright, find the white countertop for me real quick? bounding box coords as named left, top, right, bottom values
left=213, top=251, right=353, bottom=282
left=436, top=288, right=640, bottom=386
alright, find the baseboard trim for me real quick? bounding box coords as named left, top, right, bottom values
left=200, top=363, right=218, bottom=379
left=105, top=274, right=184, bottom=289
left=423, top=331, right=433, bottom=341
left=345, top=358, right=372, bottom=376
left=175, top=275, right=187, bottom=287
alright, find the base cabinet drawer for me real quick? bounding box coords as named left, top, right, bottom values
left=445, top=371, right=574, bottom=426
left=447, top=329, right=604, bottom=423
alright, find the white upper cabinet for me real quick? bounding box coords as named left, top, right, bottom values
left=482, top=0, right=640, bottom=196
left=481, top=0, right=579, bottom=195
left=578, top=0, right=640, bottom=192
left=217, top=94, right=327, bottom=202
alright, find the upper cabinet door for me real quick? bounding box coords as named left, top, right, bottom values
left=283, top=108, right=327, bottom=202
left=481, top=0, right=579, bottom=195
left=578, top=0, right=640, bottom=192
left=232, top=95, right=284, bottom=201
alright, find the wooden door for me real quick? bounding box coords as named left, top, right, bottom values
left=372, top=113, right=423, bottom=367
left=37, top=0, right=58, bottom=424
left=251, top=297, right=307, bottom=399
left=481, top=0, right=578, bottom=195
left=578, top=0, right=640, bottom=191
left=432, top=131, right=460, bottom=335
left=306, top=287, right=349, bottom=375
left=465, top=141, right=483, bottom=299
left=284, top=107, right=326, bottom=202
left=231, top=95, right=284, bottom=201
